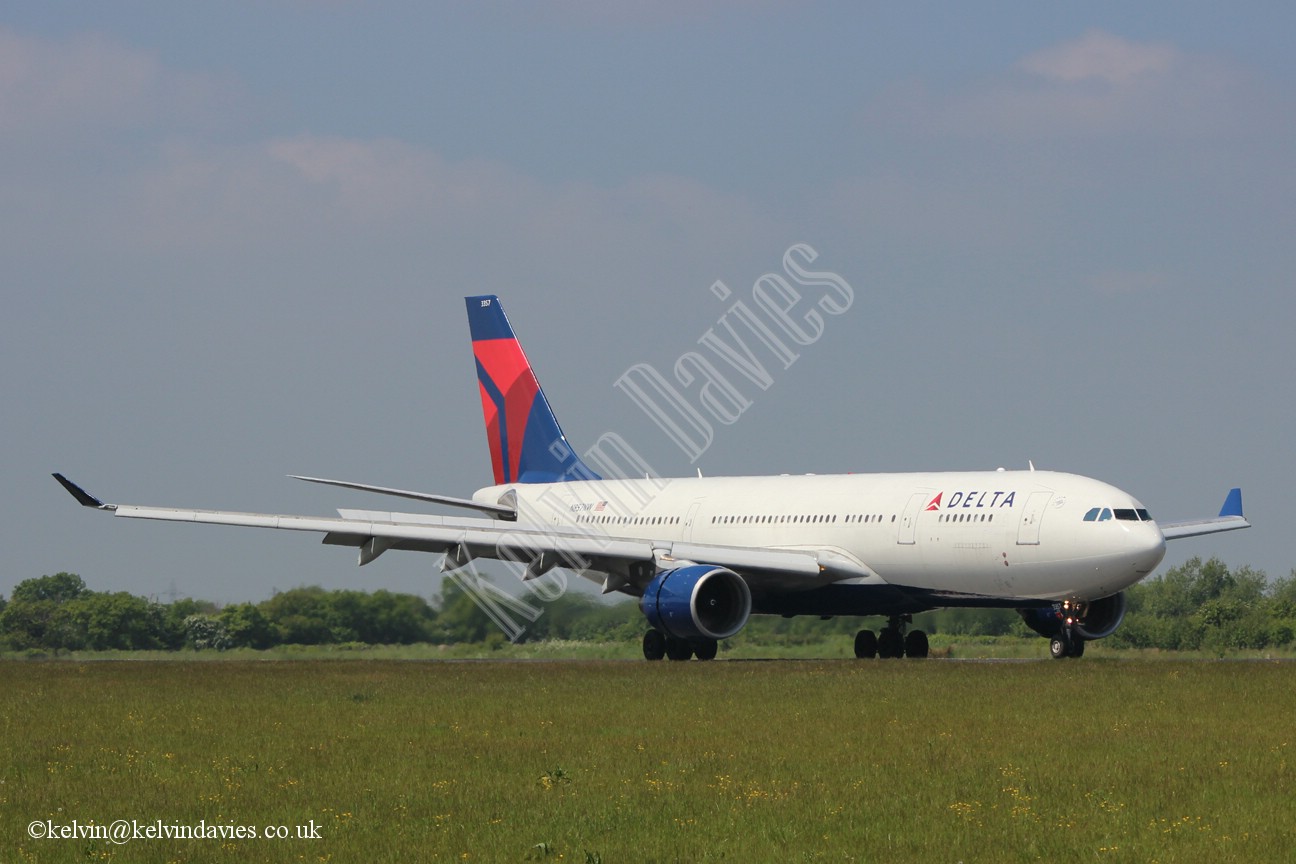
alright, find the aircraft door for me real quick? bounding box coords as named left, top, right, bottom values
left=898, top=492, right=928, bottom=545
left=683, top=501, right=703, bottom=541
left=1016, top=491, right=1053, bottom=545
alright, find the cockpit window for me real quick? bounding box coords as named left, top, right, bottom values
left=1085, top=506, right=1153, bottom=523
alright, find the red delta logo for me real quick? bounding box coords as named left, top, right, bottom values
left=926, top=490, right=1017, bottom=510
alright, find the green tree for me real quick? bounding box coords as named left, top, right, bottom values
left=1, top=573, right=92, bottom=650
left=161, top=598, right=220, bottom=649
left=920, top=607, right=1021, bottom=637
left=433, top=578, right=496, bottom=644
left=11, top=572, right=89, bottom=604
left=357, top=590, right=437, bottom=644
left=69, top=592, right=167, bottom=650
left=1115, top=558, right=1286, bottom=651
left=1266, top=572, right=1296, bottom=619
left=184, top=615, right=232, bottom=650
left=1, top=598, right=60, bottom=649
left=219, top=602, right=276, bottom=649
left=260, top=587, right=334, bottom=645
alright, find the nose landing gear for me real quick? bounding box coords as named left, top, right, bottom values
left=1049, top=631, right=1086, bottom=658
left=1049, top=602, right=1088, bottom=659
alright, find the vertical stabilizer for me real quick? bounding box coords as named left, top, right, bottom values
left=465, top=296, right=600, bottom=485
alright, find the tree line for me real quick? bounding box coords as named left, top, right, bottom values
left=2, top=557, right=1294, bottom=653
left=0, top=571, right=641, bottom=652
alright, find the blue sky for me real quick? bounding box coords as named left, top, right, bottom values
left=4, top=2, right=1292, bottom=605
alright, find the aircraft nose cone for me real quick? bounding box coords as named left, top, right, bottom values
left=1133, top=525, right=1167, bottom=575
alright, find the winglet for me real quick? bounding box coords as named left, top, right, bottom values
left=1219, top=487, right=1244, bottom=519
left=52, top=473, right=114, bottom=510
left=1158, top=487, right=1250, bottom=541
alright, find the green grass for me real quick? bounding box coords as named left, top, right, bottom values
left=15, top=635, right=1296, bottom=663
left=2, top=659, right=1293, bottom=862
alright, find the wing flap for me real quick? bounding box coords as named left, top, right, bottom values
left=663, top=542, right=822, bottom=577
left=112, top=502, right=654, bottom=567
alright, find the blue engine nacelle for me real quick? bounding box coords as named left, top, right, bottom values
left=1018, top=604, right=1064, bottom=638
left=640, top=565, right=752, bottom=641
left=1017, top=591, right=1128, bottom=641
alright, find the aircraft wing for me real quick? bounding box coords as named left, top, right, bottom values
left=52, top=475, right=869, bottom=595
left=1159, top=487, right=1251, bottom=540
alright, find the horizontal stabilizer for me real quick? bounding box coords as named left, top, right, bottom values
left=289, top=475, right=516, bottom=520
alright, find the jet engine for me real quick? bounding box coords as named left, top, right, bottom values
left=1071, top=592, right=1128, bottom=640
left=640, top=565, right=752, bottom=642
left=1017, top=591, right=1128, bottom=641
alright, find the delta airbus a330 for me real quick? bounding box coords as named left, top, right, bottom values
left=56, top=295, right=1249, bottom=660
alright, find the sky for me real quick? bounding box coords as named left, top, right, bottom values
left=4, top=1, right=1293, bottom=608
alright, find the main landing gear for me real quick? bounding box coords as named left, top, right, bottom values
left=642, top=629, right=717, bottom=661
left=855, top=615, right=929, bottom=659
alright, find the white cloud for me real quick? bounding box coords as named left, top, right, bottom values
left=866, top=30, right=1265, bottom=142
left=1017, top=30, right=1177, bottom=86
left=828, top=29, right=1296, bottom=275
left=0, top=28, right=155, bottom=134
left=268, top=136, right=457, bottom=221
left=0, top=27, right=238, bottom=141
left=31, top=127, right=778, bottom=291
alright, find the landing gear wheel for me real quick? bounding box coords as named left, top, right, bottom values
left=1050, top=632, right=1086, bottom=659
left=854, top=629, right=878, bottom=659
left=643, top=629, right=666, bottom=661
left=665, top=637, right=694, bottom=661
left=904, top=629, right=929, bottom=659
left=1049, top=636, right=1069, bottom=659
left=694, top=640, right=718, bottom=661
left=878, top=627, right=905, bottom=659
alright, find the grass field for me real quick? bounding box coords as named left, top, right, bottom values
left=3, top=658, right=1293, bottom=863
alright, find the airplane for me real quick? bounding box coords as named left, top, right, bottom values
left=55, top=294, right=1250, bottom=660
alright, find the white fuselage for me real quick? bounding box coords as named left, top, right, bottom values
left=475, top=469, right=1167, bottom=604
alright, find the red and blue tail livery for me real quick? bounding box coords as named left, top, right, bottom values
left=465, top=295, right=599, bottom=485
